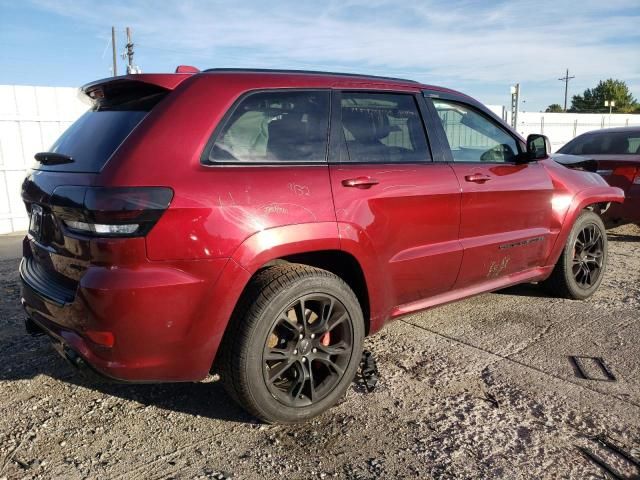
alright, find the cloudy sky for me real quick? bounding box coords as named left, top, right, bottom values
left=1, top=0, right=639, bottom=111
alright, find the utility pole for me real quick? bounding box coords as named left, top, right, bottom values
left=558, top=69, right=575, bottom=112
left=111, top=26, right=118, bottom=76
left=125, top=27, right=134, bottom=74
left=510, top=84, right=520, bottom=129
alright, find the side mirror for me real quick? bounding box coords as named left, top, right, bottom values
left=526, top=134, right=551, bottom=160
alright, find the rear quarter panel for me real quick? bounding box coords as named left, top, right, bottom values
left=97, top=75, right=339, bottom=261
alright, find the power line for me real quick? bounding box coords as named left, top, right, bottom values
left=558, top=68, right=575, bottom=112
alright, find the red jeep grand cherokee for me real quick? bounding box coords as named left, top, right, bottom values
left=20, top=68, right=623, bottom=423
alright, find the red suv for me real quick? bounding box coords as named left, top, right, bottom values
left=20, top=68, right=623, bottom=423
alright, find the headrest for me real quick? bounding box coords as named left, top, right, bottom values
left=342, top=108, right=390, bottom=141
left=609, top=136, right=629, bottom=154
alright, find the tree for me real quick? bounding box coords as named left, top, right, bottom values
left=545, top=104, right=564, bottom=113
left=569, top=79, right=638, bottom=113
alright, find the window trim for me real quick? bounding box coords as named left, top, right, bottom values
left=200, top=88, right=332, bottom=167
left=330, top=90, right=434, bottom=165
left=416, top=94, right=451, bottom=163
left=423, top=90, right=527, bottom=165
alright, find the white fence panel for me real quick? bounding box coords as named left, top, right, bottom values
left=473, top=106, right=640, bottom=152
left=0, top=85, right=86, bottom=234
left=514, top=112, right=640, bottom=151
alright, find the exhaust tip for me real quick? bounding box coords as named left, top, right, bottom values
left=62, top=346, right=85, bottom=369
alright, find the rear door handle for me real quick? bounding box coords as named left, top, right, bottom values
left=341, top=176, right=380, bottom=189
left=464, top=173, right=491, bottom=183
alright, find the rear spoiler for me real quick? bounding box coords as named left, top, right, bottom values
left=80, top=74, right=195, bottom=107
left=551, top=153, right=598, bottom=173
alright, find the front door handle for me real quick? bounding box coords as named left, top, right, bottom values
left=464, top=173, right=491, bottom=183
left=341, top=176, right=380, bottom=189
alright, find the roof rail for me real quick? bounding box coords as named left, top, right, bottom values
left=202, top=68, right=419, bottom=84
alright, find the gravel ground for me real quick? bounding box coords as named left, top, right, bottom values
left=0, top=225, right=639, bottom=479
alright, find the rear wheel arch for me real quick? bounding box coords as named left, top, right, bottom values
left=211, top=250, right=372, bottom=376
left=257, top=250, right=371, bottom=335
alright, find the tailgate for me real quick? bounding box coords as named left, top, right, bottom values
left=21, top=171, right=97, bottom=305
left=20, top=75, right=187, bottom=304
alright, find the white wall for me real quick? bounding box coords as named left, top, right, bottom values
left=0, top=85, right=87, bottom=233
left=487, top=104, right=640, bottom=151
left=515, top=111, right=640, bottom=151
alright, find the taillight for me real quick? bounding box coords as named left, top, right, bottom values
left=50, top=186, right=173, bottom=237
left=612, top=166, right=638, bottom=183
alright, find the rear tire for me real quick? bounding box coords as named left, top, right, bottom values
left=218, top=264, right=364, bottom=424
left=542, top=210, right=607, bottom=300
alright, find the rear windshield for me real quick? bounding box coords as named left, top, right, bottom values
left=558, top=131, right=640, bottom=156
left=34, top=83, right=167, bottom=173
left=34, top=110, right=148, bottom=172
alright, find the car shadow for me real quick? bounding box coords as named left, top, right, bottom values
left=0, top=324, right=256, bottom=424
left=493, top=283, right=556, bottom=298
left=607, top=232, right=640, bottom=243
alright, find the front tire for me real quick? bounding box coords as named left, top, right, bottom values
left=542, top=210, right=607, bottom=300
left=219, top=264, right=364, bottom=424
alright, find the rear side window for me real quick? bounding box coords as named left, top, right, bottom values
left=209, top=90, right=330, bottom=163
left=340, top=92, right=430, bottom=163
left=433, top=99, right=519, bottom=163
left=559, top=131, right=640, bottom=155
left=36, top=84, right=166, bottom=173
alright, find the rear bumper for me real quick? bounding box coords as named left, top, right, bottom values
left=25, top=315, right=120, bottom=383
left=20, top=244, right=251, bottom=382
left=603, top=185, right=640, bottom=225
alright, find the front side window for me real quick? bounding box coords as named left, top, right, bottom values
left=210, top=90, right=330, bottom=163
left=340, top=92, right=430, bottom=163
left=433, top=100, right=519, bottom=163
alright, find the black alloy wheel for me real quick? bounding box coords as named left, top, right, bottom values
left=572, top=223, right=604, bottom=289
left=542, top=210, right=608, bottom=300
left=263, top=294, right=353, bottom=407
left=218, top=264, right=364, bottom=424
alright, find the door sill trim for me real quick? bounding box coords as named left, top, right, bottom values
left=390, top=266, right=553, bottom=318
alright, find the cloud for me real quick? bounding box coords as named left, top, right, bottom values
left=26, top=0, right=640, bottom=107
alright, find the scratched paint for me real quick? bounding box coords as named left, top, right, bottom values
left=487, top=256, right=510, bottom=278
left=288, top=183, right=311, bottom=196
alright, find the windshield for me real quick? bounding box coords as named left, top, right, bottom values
left=558, top=131, right=640, bottom=156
